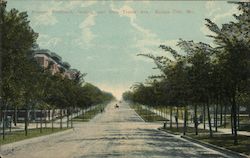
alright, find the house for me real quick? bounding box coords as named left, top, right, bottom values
left=33, top=49, right=77, bottom=79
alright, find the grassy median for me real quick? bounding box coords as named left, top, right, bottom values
left=0, top=128, right=69, bottom=145
left=131, top=104, right=167, bottom=122
left=73, top=105, right=105, bottom=122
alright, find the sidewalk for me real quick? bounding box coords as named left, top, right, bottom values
left=141, top=105, right=250, bottom=136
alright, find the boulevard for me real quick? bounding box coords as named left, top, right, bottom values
left=1, top=102, right=228, bottom=158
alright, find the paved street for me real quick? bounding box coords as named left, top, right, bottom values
left=1, top=102, right=229, bottom=158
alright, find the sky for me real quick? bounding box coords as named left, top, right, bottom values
left=7, top=0, right=240, bottom=99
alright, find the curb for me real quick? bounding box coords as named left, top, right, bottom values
left=130, top=107, right=145, bottom=122
left=180, top=135, right=249, bottom=158
left=158, top=127, right=180, bottom=135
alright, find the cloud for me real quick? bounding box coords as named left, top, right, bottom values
left=63, top=1, right=96, bottom=10
left=30, top=1, right=98, bottom=46
left=75, top=12, right=97, bottom=47
left=37, top=34, right=62, bottom=48
left=32, top=9, right=58, bottom=26
left=110, top=3, right=160, bottom=54
left=111, top=4, right=156, bottom=38
left=212, top=5, right=239, bottom=23
left=110, top=3, right=180, bottom=64
left=205, top=1, right=221, bottom=16
left=81, top=1, right=97, bottom=8
left=30, top=1, right=97, bottom=27
left=30, top=1, right=64, bottom=26
left=201, top=1, right=241, bottom=36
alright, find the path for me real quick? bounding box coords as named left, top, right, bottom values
left=1, top=102, right=231, bottom=158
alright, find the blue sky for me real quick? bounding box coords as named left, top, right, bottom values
left=7, top=0, right=239, bottom=99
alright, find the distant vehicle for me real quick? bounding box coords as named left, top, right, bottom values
left=115, top=104, right=119, bottom=108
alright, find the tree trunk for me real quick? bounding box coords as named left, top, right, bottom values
left=183, top=106, right=188, bottom=135
left=232, top=96, right=238, bottom=145
left=25, top=108, right=28, bottom=136
left=224, top=104, right=227, bottom=128
left=215, top=101, right=218, bottom=132
left=40, top=109, right=43, bottom=133
left=214, top=104, right=216, bottom=128
left=237, top=104, right=240, bottom=130
left=176, top=106, right=179, bottom=129
left=14, top=106, right=17, bottom=126
left=52, top=109, right=54, bottom=131
left=9, top=115, right=12, bottom=133
left=2, top=108, right=5, bottom=140
left=170, top=106, right=173, bottom=128
left=60, top=109, right=62, bottom=129
left=194, top=104, right=198, bottom=135
left=220, top=102, right=223, bottom=126
left=70, top=108, right=73, bottom=128
left=48, top=109, right=51, bottom=122
left=164, top=106, right=166, bottom=118
left=153, top=106, right=156, bottom=121
left=231, top=107, right=234, bottom=135
left=207, top=100, right=213, bottom=137
left=67, top=108, right=69, bottom=128
left=203, top=104, right=206, bottom=130
left=248, top=105, right=250, bottom=118
left=45, top=110, right=47, bottom=128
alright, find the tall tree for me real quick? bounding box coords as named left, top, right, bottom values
left=205, top=2, right=250, bottom=144
left=0, top=1, right=38, bottom=138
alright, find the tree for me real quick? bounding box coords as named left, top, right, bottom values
left=0, top=1, right=38, bottom=138
left=205, top=2, right=250, bottom=144
left=178, top=40, right=215, bottom=137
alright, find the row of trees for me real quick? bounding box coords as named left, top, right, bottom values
left=123, top=2, right=249, bottom=145
left=0, top=1, right=114, bottom=139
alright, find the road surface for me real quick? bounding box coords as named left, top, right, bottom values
left=1, top=102, right=229, bottom=158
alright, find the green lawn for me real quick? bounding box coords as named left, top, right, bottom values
left=238, top=124, right=250, bottom=132
left=190, top=134, right=250, bottom=156
left=0, top=128, right=68, bottom=145
left=131, top=105, right=167, bottom=122
left=161, top=126, right=249, bottom=156
left=73, top=105, right=105, bottom=122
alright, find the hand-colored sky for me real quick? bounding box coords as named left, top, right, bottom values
left=7, top=0, right=239, bottom=99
